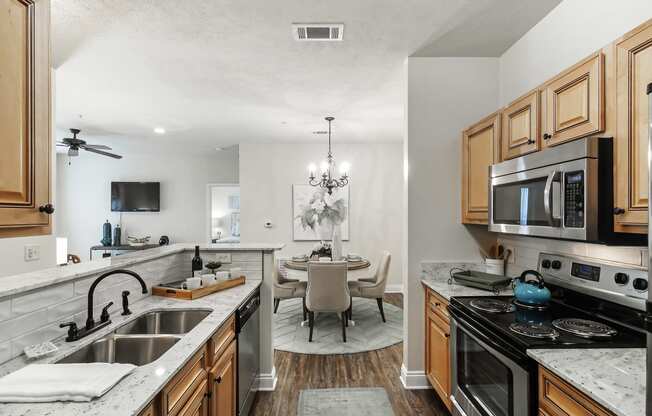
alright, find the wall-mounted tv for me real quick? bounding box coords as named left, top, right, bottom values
left=111, top=182, right=160, bottom=212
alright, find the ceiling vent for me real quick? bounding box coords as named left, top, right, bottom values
left=292, top=23, right=344, bottom=41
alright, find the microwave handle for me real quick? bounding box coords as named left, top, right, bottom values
left=544, top=170, right=561, bottom=227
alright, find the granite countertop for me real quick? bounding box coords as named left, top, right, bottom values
left=420, top=261, right=513, bottom=300
left=528, top=348, right=646, bottom=416
left=0, top=242, right=283, bottom=299
left=0, top=280, right=262, bottom=416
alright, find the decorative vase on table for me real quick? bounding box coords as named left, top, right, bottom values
left=101, top=220, right=112, bottom=246
left=331, top=226, right=342, bottom=260
left=113, top=224, right=122, bottom=246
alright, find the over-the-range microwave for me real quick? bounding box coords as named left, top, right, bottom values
left=489, top=137, right=646, bottom=245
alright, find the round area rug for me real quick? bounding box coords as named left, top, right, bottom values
left=273, top=297, right=403, bottom=354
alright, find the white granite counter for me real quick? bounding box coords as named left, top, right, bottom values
left=527, top=348, right=646, bottom=416
left=0, top=280, right=262, bottom=416
left=0, top=243, right=283, bottom=299
left=420, top=261, right=513, bottom=300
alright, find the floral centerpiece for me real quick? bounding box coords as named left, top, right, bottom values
left=310, top=241, right=332, bottom=260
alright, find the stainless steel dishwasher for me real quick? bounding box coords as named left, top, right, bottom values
left=236, top=289, right=260, bottom=416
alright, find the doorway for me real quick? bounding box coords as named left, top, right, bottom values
left=207, top=184, right=240, bottom=243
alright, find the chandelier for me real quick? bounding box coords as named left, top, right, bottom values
left=307, top=116, right=350, bottom=195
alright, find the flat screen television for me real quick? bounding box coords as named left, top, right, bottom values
left=111, top=182, right=160, bottom=212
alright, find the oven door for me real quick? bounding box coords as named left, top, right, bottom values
left=489, top=158, right=594, bottom=241
left=450, top=317, right=530, bottom=416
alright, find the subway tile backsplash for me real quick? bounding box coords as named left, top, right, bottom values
left=0, top=250, right=265, bottom=364
left=499, top=235, right=648, bottom=275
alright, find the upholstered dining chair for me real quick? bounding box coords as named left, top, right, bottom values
left=348, top=251, right=391, bottom=322
left=306, top=261, right=350, bottom=342
left=273, top=258, right=308, bottom=320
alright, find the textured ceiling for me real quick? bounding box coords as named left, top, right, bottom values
left=52, top=0, right=559, bottom=154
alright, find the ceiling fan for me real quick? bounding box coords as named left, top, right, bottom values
left=57, top=128, right=122, bottom=162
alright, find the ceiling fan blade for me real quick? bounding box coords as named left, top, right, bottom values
left=84, top=144, right=112, bottom=150
left=56, top=143, right=68, bottom=147
left=82, top=146, right=122, bottom=159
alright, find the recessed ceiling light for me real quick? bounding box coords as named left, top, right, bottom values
left=153, top=127, right=166, bottom=134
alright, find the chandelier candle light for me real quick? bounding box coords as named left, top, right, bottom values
left=307, top=116, right=350, bottom=195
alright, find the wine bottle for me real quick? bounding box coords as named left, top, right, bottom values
left=191, top=245, right=203, bottom=277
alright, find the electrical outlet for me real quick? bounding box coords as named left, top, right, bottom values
left=24, top=245, right=40, bottom=262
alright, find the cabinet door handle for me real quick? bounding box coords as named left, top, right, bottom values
left=214, top=376, right=222, bottom=384
left=543, top=133, right=552, bottom=140
left=613, top=207, right=626, bottom=215
left=39, top=203, right=55, bottom=214
left=527, top=139, right=535, bottom=144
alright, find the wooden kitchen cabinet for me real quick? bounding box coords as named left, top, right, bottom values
left=424, top=287, right=451, bottom=411
left=0, top=0, right=53, bottom=237
left=538, top=366, right=615, bottom=416
left=613, top=20, right=652, bottom=231
left=208, top=340, right=237, bottom=416
left=461, top=112, right=500, bottom=224
left=178, top=380, right=209, bottom=416
left=501, top=90, right=540, bottom=160
left=161, top=346, right=208, bottom=416
left=541, top=53, right=605, bottom=147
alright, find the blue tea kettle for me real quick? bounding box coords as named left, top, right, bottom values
left=513, top=270, right=551, bottom=306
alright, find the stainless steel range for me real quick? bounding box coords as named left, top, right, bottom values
left=448, top=253, right=647, bottom=416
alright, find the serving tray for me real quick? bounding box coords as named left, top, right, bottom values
left=152, top=276, right=246, bottom=300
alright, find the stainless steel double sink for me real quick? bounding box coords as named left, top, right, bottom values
left=57, top=310, right=211, bottom=366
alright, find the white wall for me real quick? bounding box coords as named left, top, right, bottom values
left=403, top=57, right=499, bottom=381
left=56, top=148, right=238, bottom=261
left=499, top=0, right=652, bottom=105
left=239, top=142, right=404, bottom=290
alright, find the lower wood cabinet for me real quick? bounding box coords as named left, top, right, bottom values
left=209, top=340, right=237, bottom=416
left=143, top=314, right=237, bottom=416
left=424, top=286, right=451, bottom=411
left=538, top=366, right=615, bottom=416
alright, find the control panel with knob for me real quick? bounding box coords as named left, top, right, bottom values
left=541, top=259, right=551, bottom=269
left=551, top=260, right=562, bottom=270
left=614, top=272, right=629, bottom=285
left=633, top=278, right=648, bottom=292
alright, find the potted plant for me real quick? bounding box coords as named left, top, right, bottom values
left=205, top=261, right=222, bottom=275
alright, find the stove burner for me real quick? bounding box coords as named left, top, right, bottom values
left=552, top=318, right=618, bottom=339
left=513, top=299, right=549, bottom=311
left=509, top=322, right=559, bottom=339
left=469, top=299, right=516, bottom=313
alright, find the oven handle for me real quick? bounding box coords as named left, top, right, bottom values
left=449, top=308, right=530, bottom=368
left=544, top=170, right=561, bottom=227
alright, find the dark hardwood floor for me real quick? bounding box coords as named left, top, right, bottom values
left=250, top=294, right=450, bottom=416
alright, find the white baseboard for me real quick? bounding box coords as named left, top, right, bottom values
left=385, top=284, right=403, bottom=293
left=400, top=364, right=432, bottom=390
left=256, top=367, right=277, bottom=391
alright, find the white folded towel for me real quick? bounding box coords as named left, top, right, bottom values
left=0, top=363, right=136, bottom=402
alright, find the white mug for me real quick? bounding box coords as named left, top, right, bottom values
left=185, top=277, right=201, bottom=290
left=201, top=274, right=216, bottom=287
left=216, top=271, right=230, bottom=280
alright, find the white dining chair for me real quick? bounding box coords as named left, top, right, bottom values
left=306, top=261, right=350, bottom=342
left=348, top=251, right=391, bottom=322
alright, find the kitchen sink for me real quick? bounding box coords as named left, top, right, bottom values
left=114, top=309, right=211, bottom=335
left=57, top=334, right=180, bottom=366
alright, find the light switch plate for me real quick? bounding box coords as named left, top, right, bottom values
left=24, top=245, right=40, bottom=262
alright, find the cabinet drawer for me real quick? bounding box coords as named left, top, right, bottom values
left=538, top=366, right=614, bottom=416
left=427, top=289, right=449, bottom=323
left=139, top=402, right=156, bottom=416
left=209, top=315, right=235, bottom=366
left=161, top=346, right=208, bottom=416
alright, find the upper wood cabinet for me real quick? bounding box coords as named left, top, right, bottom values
left=542, top=53, right=605, bottom=147
left=461, top=112, right=500, bottom=224
left=0, top=0, right=52, bottom=237
left=501, top=90, right=540, bottom=160
left=614, top=20, right=652, bottom=230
